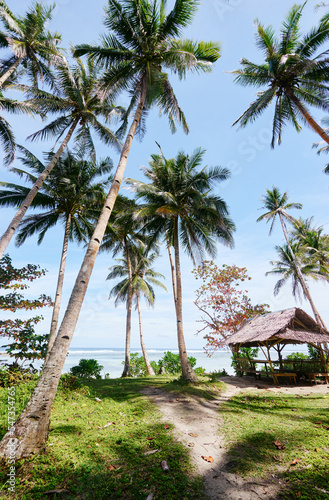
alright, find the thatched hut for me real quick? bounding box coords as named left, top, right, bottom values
left=226, top=308, right=329, bottom=383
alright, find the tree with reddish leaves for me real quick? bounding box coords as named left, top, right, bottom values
left=193, top=262, right=270, bottom=353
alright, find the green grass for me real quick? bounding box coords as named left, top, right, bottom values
left=221, top=389, right=329, bottom=499
left=0, top=375, right=212, bottom=500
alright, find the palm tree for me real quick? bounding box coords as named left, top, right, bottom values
left=107, top=244, right=166, bottom=376
left=127, top=147, right=235, bottom=382
left=232, top=3, right=329, bottom=147
left=0, top=0, right=220, bottom=460
left=0, top=147, right=113, bottom=359
left=0, top=1, right=61, bottom=88
left=101, top=196, right=145, bottom=377
left=266, top=242, right=327, bottom=299
left=291, top=217, right=329, bottom=277
left=0, top=57, right=120, bottom=259
left=0, top=79, right=41, bottom=165
left=257, top=187, right=326, bottom=329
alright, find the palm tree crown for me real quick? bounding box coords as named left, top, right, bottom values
left=257, top=186, right=302, bottom=234
left=74, top=0, right=220, bottom=136
left=233, top=3, right=329, bottom=147
left=0, top=1, right=62, bottom=87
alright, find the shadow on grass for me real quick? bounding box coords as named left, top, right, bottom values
left=218, top=391, right=329, bottom=499
left=0, top=376, right=206, bottom=500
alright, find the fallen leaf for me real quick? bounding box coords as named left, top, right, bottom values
left=188, top=443, right=195, bottom=448
left=273, top=440, right=285, bottom=450
left=201, top=456, right=214, bottom=463
left=292, top=408, right=297, bottom=412
left=146, top=437, right=154, bottom=440
left=290, top=458, right=299, bottom=465
left=108, top=464, right=116, bottom=471
left=315, top=422, right=322, bottom=425
left=86, top=445, right=91, bottom=448
left=167, top=400, right=174, bottom=403
left=188, top=433, right=198, bottom=437
left=164, top=424, right=170, bottom=429
left=273, top=455, right=283, bottom=462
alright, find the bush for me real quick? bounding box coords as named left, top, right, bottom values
left=194, top=366, right=206, bottom=376
left=158, top=351, right=197, bottom=375
left=0, top=363, right=38, bottom=387
left=70, top=359, right=103, bottom=379
left=59, top=373, right=82, bottom=391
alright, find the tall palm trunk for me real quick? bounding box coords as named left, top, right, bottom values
left=136, top=292, right=155, bottom=376
left=0, top=76, right=148, bottom=459
left=279, top=213, right=327, bottom=330
left=121, top=237, right=132, bottom=377
left=286, top=90, right=329, bottom=145
left=167, top=240, right=177, bottom=302
left=0, top=56, right=23, bottom=87
left=173, top=218, right=197, bottom=383
left=45, top=214, right=71, bottom=363
left=0, top=118, right=79, bottom=259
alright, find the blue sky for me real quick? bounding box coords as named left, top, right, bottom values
left=1, top=0, right=328, bottom=351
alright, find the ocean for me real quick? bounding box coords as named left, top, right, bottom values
left=0, top=345, right=307, bottom=378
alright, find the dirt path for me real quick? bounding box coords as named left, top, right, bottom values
left=143, top=377, right=329, bottom=499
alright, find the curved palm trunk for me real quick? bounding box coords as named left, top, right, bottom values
left=0, top=118, right=79, bottom=259
left=121, top=238, right=132, bottom=377
left=286, top=90, right=329, bottom=145
left=0, top=77, right=148, bottom=459
left=279, top=213, right=327, bottom=331
left=0, top=56, right=23, bottom=87
left=136, top=292, right=155, bottom=376
left=173, top=218, right=197, bottom=383
left=45, top=214, right=71, bottom=363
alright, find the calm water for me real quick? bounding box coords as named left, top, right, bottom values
left=0, top=345, right=308, bottom=378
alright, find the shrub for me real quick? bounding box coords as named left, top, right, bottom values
left=194, top=366, right=206, bottom=376
left=208, top=368, right=228, bottom=381
left=0, top=363, right=38, bottom=387
left=70, top=359, right=103, bottom=379
left=158, top=351, right=197, bottom=375
left=59, top=373, right=82, bottom=391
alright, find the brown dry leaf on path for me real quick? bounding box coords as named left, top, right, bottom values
left=188, top=433, right=198, bottom=437
left=188, top=442, right=195, bottom=448
left=273, top=440, right=285, bottom=450
left=201, top=456, right=214, bottom=463
left=290, top=458, right=299, bottom=466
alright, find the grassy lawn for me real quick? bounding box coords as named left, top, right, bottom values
left=0, top=375, right=217, bottom=500
left=221, top=389, right=329, bottom=499
left=1, top=376, right=329, bottom=499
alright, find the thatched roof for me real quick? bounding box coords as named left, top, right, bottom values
left=226, top=308, right=329, bottom=347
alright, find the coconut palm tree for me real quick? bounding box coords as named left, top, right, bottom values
left=101, top=196, right=145, bottom=377
left=232, top=3, right=329, bottom=147
left=0, top=147, right=113, bottom=359
left=0, top=57, right=121, bottom=259
left=107, top=244, right=166, bottom=376
left=257, top=187, right=326, bottom=329
left=126, top=147, right=235, bottom=381
left=0, top=0, right=220, bottom=460
left=0, top=1, right=61, bottom=88
left=266, top=242, right=329, bottom=298
left=291, top=217, right=329, bottom=277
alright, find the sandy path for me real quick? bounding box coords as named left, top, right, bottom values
left=143, top=377, right=329, bottom=499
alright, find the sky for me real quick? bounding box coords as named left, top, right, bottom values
left=1, top=0, right=329, bottom=351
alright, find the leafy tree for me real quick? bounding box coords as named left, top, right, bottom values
left=127, top=148, right=235, bottom=381
left=0, top=0, right=220, bottom=460
left=158, top=351, right=197, bottom=375
left=69, top=359, right=103, bottom=379
left=0, top=254, right=52, bottom=371
left=0, top=1, right=62, bottom=88
left=193, top=262, right=269, bottom=353
left=107, top=243, right=166, bottom=376
left=257, top=187, right=326, bottom=330
left=0, top=57, right=121, bottom=259
left=291, top=218, right=329, bottom=277
left=0, top=147, right=113, bottom=359
left=233, top=3, right=329, bottom=147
